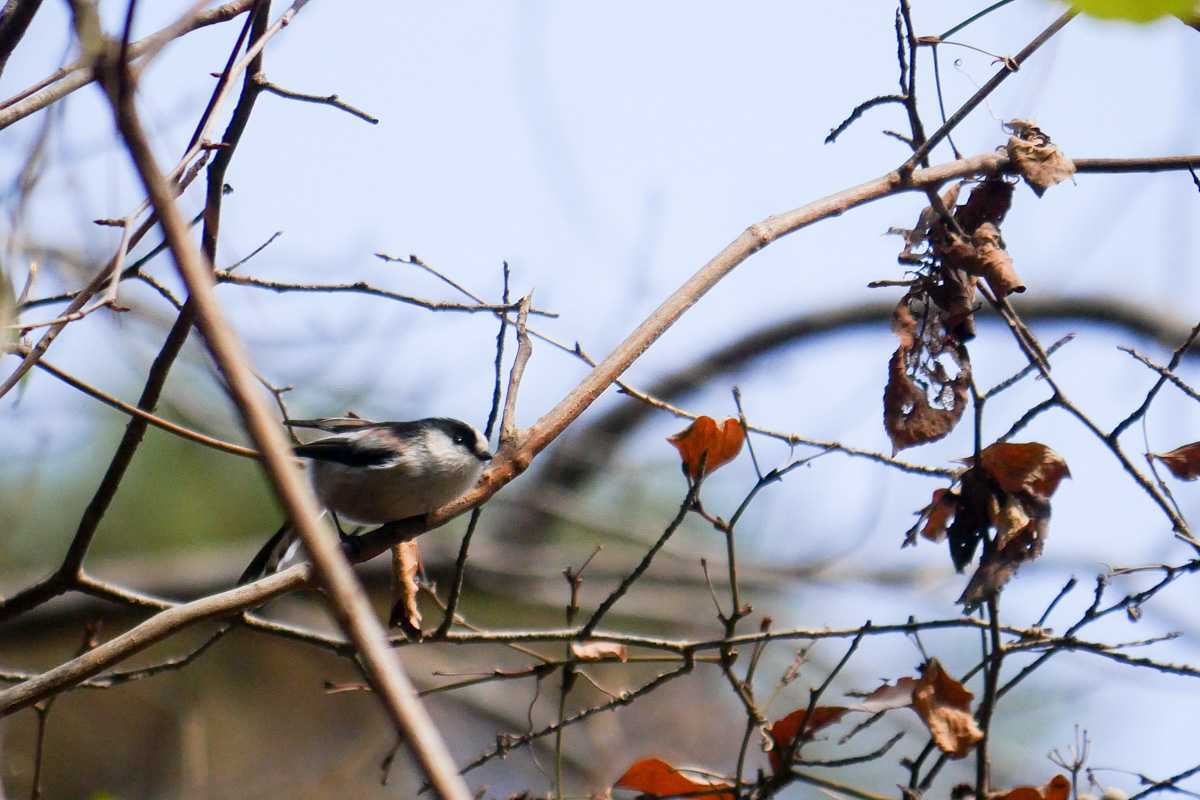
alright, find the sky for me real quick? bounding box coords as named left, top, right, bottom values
left=2, top=1, right=1200, bottom=797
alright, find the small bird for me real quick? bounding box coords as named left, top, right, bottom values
left=239, top=416, right=492, bottom=584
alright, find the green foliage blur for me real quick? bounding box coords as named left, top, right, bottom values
left=1072, top=0, right=1195, bottom=22
left=1, top=403, right=277, bottom=570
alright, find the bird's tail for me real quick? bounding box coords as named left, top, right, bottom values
left=238, top=520, right=300, bottom=585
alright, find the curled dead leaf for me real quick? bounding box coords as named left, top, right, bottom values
left=955, top=177, right=1014, bottom=232
left=388, top=541, right=423, bottom=640
left=921, top=488, right=960, bottom=543
left=666, top=416, right=745, bottom=481
left=613, top=757, right=734, bottom=799
left=977, top=442, right=1071, bottom=501
left=912, top=658, right=983, bottom=758
left=883, top=299, right=971, bottom=452
left=571, top=641, right=629, bottom=662
left=767, top=706, right=850, bottom=774
left=971, top=223, right=1025, bottom=297
left=892, top=182, right=963, bottom=264
left=1006, top=120, right=1076, bottom=197
left=1151, top=441, right=1200, bottom=481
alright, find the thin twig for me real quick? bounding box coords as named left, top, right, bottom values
left=253, top=73, right=379, bottom=123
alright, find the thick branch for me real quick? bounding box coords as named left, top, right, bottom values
left=80, top=13, right=470, bottom=799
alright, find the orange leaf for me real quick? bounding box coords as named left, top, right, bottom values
left=666, top=416, right=745, bottom=480
left=977, top=442, right=1070, bottom=500
left=613, top=757, right=733, bottom=799
left=995, top=775, right=1072, bottom=800
left=921, top=488, right=958, bottom=542
left=1153, top=442, right=1200, bottom=481
left=571, top=641, right=629, bottom=662
left=911, top=658, right=983, bottom=758
left=767, top=706, right=849, bottom=774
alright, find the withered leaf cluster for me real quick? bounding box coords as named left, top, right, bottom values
left=884, top=177, right=1027, bottom=453
left=912, top=442, right=1070, bottom=607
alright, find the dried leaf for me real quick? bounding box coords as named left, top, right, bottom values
left=971, top=223, right=1025, bottom=298
left=958, top=515, right=1048, bottom=608
left=767, top=707, right=850, bottom=774
left=938, top=224, right=1024, bottom=300
left=613, top=757, right=734, bottom=799
left=666, top=416, right=745, bottom=480
left=921, top=488, right=959, bottom=543
left=928, top=265, right=979, bottom=342
left=883, top=300, right=971, bottom=452
left=571, top=641, right=629, bottom=662
left=955, top=177, right=1014, bottom=232
left=911, top=658, right=983, bottom=758
left=1006, top=120, right=1076, bottom=197
left=388, top=541, right=423, bottom=640
left=946, top=471, right=990, bottom=571
left=994, top=775, right=1072, bottom=800
left=893, top=183, right=963, bottom=264
left=848, top=678, right=918, bottom=712
left=1152, top=441, right=1200, bottom=481
left=977, top=442, right=1071, bottom=501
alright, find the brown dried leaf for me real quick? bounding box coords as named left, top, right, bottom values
left=1152, top=441, right=1200, bottom=481
left=883, top=300, right=971, bottom=452
left=918, top=488, right=959, bottom=543
left=767, top=706, right=850, bottom=774
left=959, top=515, right=1048, bottom=609
left=977, top=442, right=1071, bottom=501
left=912, top=658, right=983, bottom=758
left=893, top=183, right=963, bottom=264
left=955, top=177, right=1014, bottom=232
left=994, top=775, right=1072, bottom=800
left=848, top=678, right=918, bottom=712
left=1006, top=120, right=1076, bottom=197
left=928, top=265, right=979, bottom=342
left=388, top=541, right=423, bottom=640
left=613, top=757, right=734, bottom=799
left=571, top=641, right=629, bottom=662
left=971, top=223, right=1025, bottom=298
left=666, top=416, right=745, bottom=480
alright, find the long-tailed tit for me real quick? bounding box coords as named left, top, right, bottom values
left=239, top=416, right=492, bottom=584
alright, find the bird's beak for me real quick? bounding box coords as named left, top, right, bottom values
left=478, top=449, right=493, bottom=462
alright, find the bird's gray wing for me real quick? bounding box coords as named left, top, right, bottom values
left=284, top=416, right=377, bottom=433
left=293, top=430, right=404, bottom=468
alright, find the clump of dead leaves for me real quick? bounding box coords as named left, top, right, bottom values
left=883, top=122, right=1075, bottom=454
left=884, top=176, right=1020, bottom=453
left=909, top=442, right=1071, bottom=608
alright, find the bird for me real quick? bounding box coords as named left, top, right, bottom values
left=239, top=416, right=492, bottom=584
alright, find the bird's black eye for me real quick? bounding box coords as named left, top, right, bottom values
left=453, top=435, right=465, bottom=445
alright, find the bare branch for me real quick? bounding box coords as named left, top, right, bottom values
left=253, top=73, right=379, bottom=124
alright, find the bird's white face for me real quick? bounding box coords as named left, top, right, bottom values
left=422, top=420, right=492, bottom=472
left=307, top=418, right=492, bottom=524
